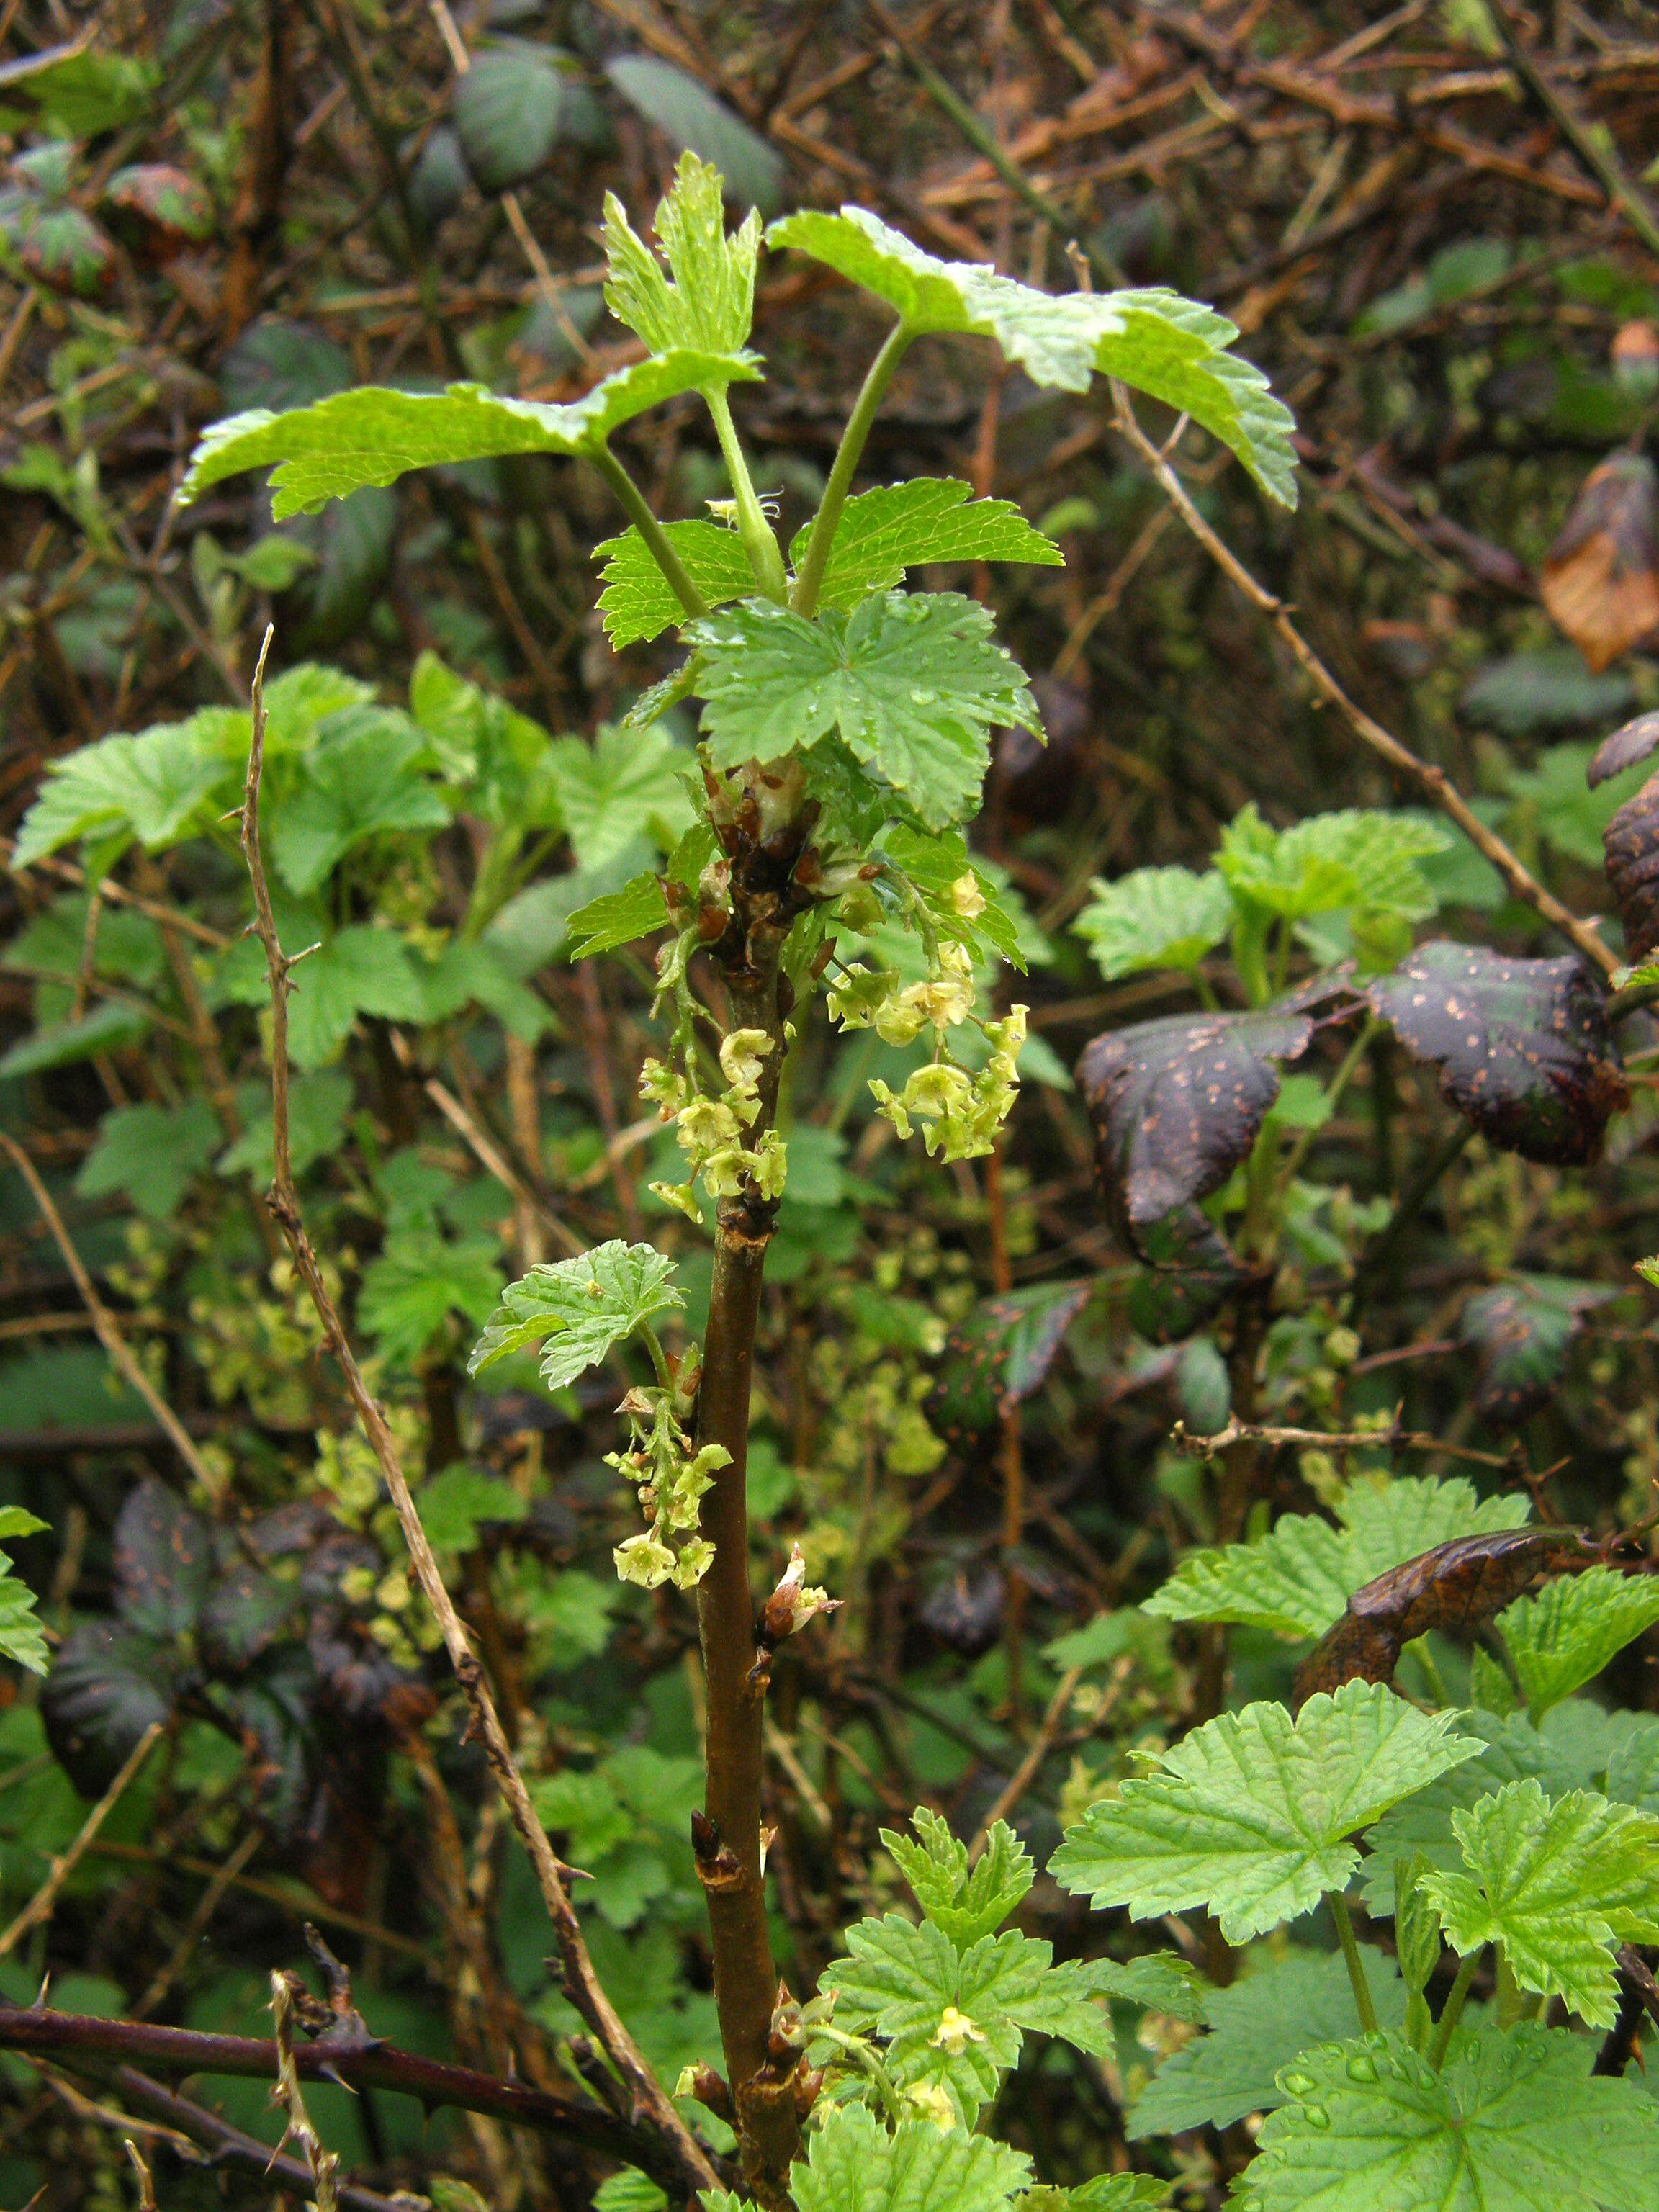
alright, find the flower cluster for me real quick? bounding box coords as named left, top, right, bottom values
left=607, top=1362, right=731, bottom=1590
left=865, top=1006, right=1028, bottom=1162
left=642, top=1026, right=788, bottom=1221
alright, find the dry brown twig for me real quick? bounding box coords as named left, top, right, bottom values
left=236, top=629, right=719, bottom=2204
left=0, top=1133, right=227, bottom=1505
left=1105, top=383, right=1620, bottom=980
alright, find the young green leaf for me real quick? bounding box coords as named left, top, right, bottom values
left=603, top=152, right=761, bottom=356
left=765, top=209, right=1297, bottom=504
left=565, top=873, right=670, bottom=959
left=1144, top=1476, right=1532, bottom=1641
left=1128, top=1948, right=1407, bottom=2140
left=1217, top=806, right=1450, bottom=927
left=12, top=716, right=235, bottom=868
left=270, top=706, right=450, bottom=894
left=1089, top=1951, right=1208, bottom=2025
left=76, top=1098, right=221, bottom=1222
left=880, top=1807, right=1034, bottom=1948
left=1498, top=1565, right=1659, bottom=1717
left=0, top=1511, right=49, bottom=1677
left=1075, top=867, right=1236, bottom=982
left=791, top=2104, right=1032, bottom=2212
left=1245, top=2023, right=1659, bottom=2212
left=1049, top=1682, right=1481, bottom=1943
left=359, top=1228, right=505, bottom=1370
left=790, top=478, right=1064, bottom=608
left=1419, top=1777, right=1659, bottom=2028
left=821, top=1915, right=1111, bottom=2120
left=179, top=351, right=760, bottom=518
left=593, top=520, right=757, bottom=645
left=467, top=1241, right=683, bottom=1390
left=878, top=825, right=1030, bottom=968
left=547, top=724, right=695, bottom=873
left=414, top=1466, right=528, bottom=1555
left=284, top=926, right=428, bottom=1067
left=689, top=590, right=1042, bottom=832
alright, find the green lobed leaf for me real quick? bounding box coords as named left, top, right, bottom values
left=1129, top=1948, right=1407, bottom=2140
left=547, top=723, right=695, bottom=873
left=467, top=1241, right=682, bottom=1390
left=75, top=1098, right=221, bottom=1222
left=593, top=520, right=757, bottom=645
left=881, top=1807, right=1034, bottom=1948
left=1050, top=1682, right=1482, bottom=1943
left=359, top=1230, right=506, bottom=1370
left=603, top=151, right=762, bottom=356
left=1498, top=1565, right=1659, bottom=1717
left=791, top=478, right=1064, bottom=608
left=766, top=207, right=1297, bottom=503
left=178, top=351, right=761, bottom=519
left=0, top=1516, right=48, bottom=1676
left=878, top=825, right=1028, bottom=968
left=1419, top=1776, right=1659, bottom=2028
left=270, top=704, right=451, bottom=894
left=284, top=926, right=428, bottom=1067
left=12, top=716, right=236, bottom=868
left=791, top=2103, right=1032, bottom=2212
left=1076, top=866, right=1236, bottom=981
left=1143, top=1475, right=1532, bottom=1640
left=1242, top=2023, right=1659, bottom=2212
left=820, top=1915, right=1111, bottom=2121
left=689, top=590, right=1041, bottom=833
left=453, top=42, right=567, bottom=192
left=0, top=1001, right=150, bottom=1076
left=565, top=873, right=670, bottom=959
left=1217, top=804, right=1451, bottom=926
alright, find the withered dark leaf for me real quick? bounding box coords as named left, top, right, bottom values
left=1588, top=711, right=1659, bottom=788
left=930, top=1280, right=1092, bottom=1437
left=1461, top=1276, right=1618, bottom=1431
left=921, top=1566, right=1005, bottom=1655
left=113, top=1476, right=212, bottom=1645
left=41, top=1623, right=176, bottom=1795
left=1077, top=1007, right=1316, bottom=1254
left=1364, top=941, right=1627, bottom=1166
left=1293, top=1527, right=1593, bottom=1706
left=1542, top=452, right=1659, bottom=674
left=1604, top=775, right=1659, bottom=963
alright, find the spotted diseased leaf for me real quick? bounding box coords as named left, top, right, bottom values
left=1050, top=1681, right=1481, bottom=1943
left=1244, top=2023, right=1659, bottom=2212
left=1076, top=1006, right=1314, bottom=1256
left=1460, top=1275, right=1618, bottom=1429
left=1498, top=1564, right=1659, bottom=1717
left=1075, top=867, right=1236, bottom=982
left=1419, top=1778, right=1659, bottom=2028
left=113, top=1475, right=212, bottom=1643
left=42, top=1623, right=174, bottom=1795
left=1127, top=1211, right=1244, bottom=1344
left=1146, top=1474, right=1534, bottom=1644
left=102, top=163, right=215, bottom=254
left=766, top=207, right=1298, bottom=504
left=790, top=478, right=1064, bottom=611
left=467, top=1241, right=682, bottom=1390
left=1364, top=942, right=1627, bottom=1166
left=179, top=351, right=760, bottom=519
left=6, top=196, right=117, bottom=297
left=930, top=1281, right=1091, bottom=1437
left=688, top=590, right=1041, bottom=833
left=1541, top=451, right=1659, bottom=675
left=1295, top=1527, right=1590, bottom=1707
left=881, top=1807, right=1033, bottom=1948
left=1588, top=711, right=1659, bottom=788
left=593, top=521, right=756, bottom=645
left=1128, top=1948, right=1407, bottom=2139
left=1603, top=769, right=1659, bottom=963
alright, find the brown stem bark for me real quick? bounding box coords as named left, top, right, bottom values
left=695, top=955, right=801, bottom=2203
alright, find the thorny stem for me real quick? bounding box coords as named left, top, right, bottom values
left=1429, top=1949, right=1483, bottom=2069
left=1327, top=1892, right=1380, bottom=2035
left=792, top=320, right=916, bottom=616
left=1108, top=383, right=1619, bottom=979
left=591, top=446, right=710, bottom=621
left=706, top=386, right=788, bottom=602
left=238, top=629, right=720, bottom=2206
